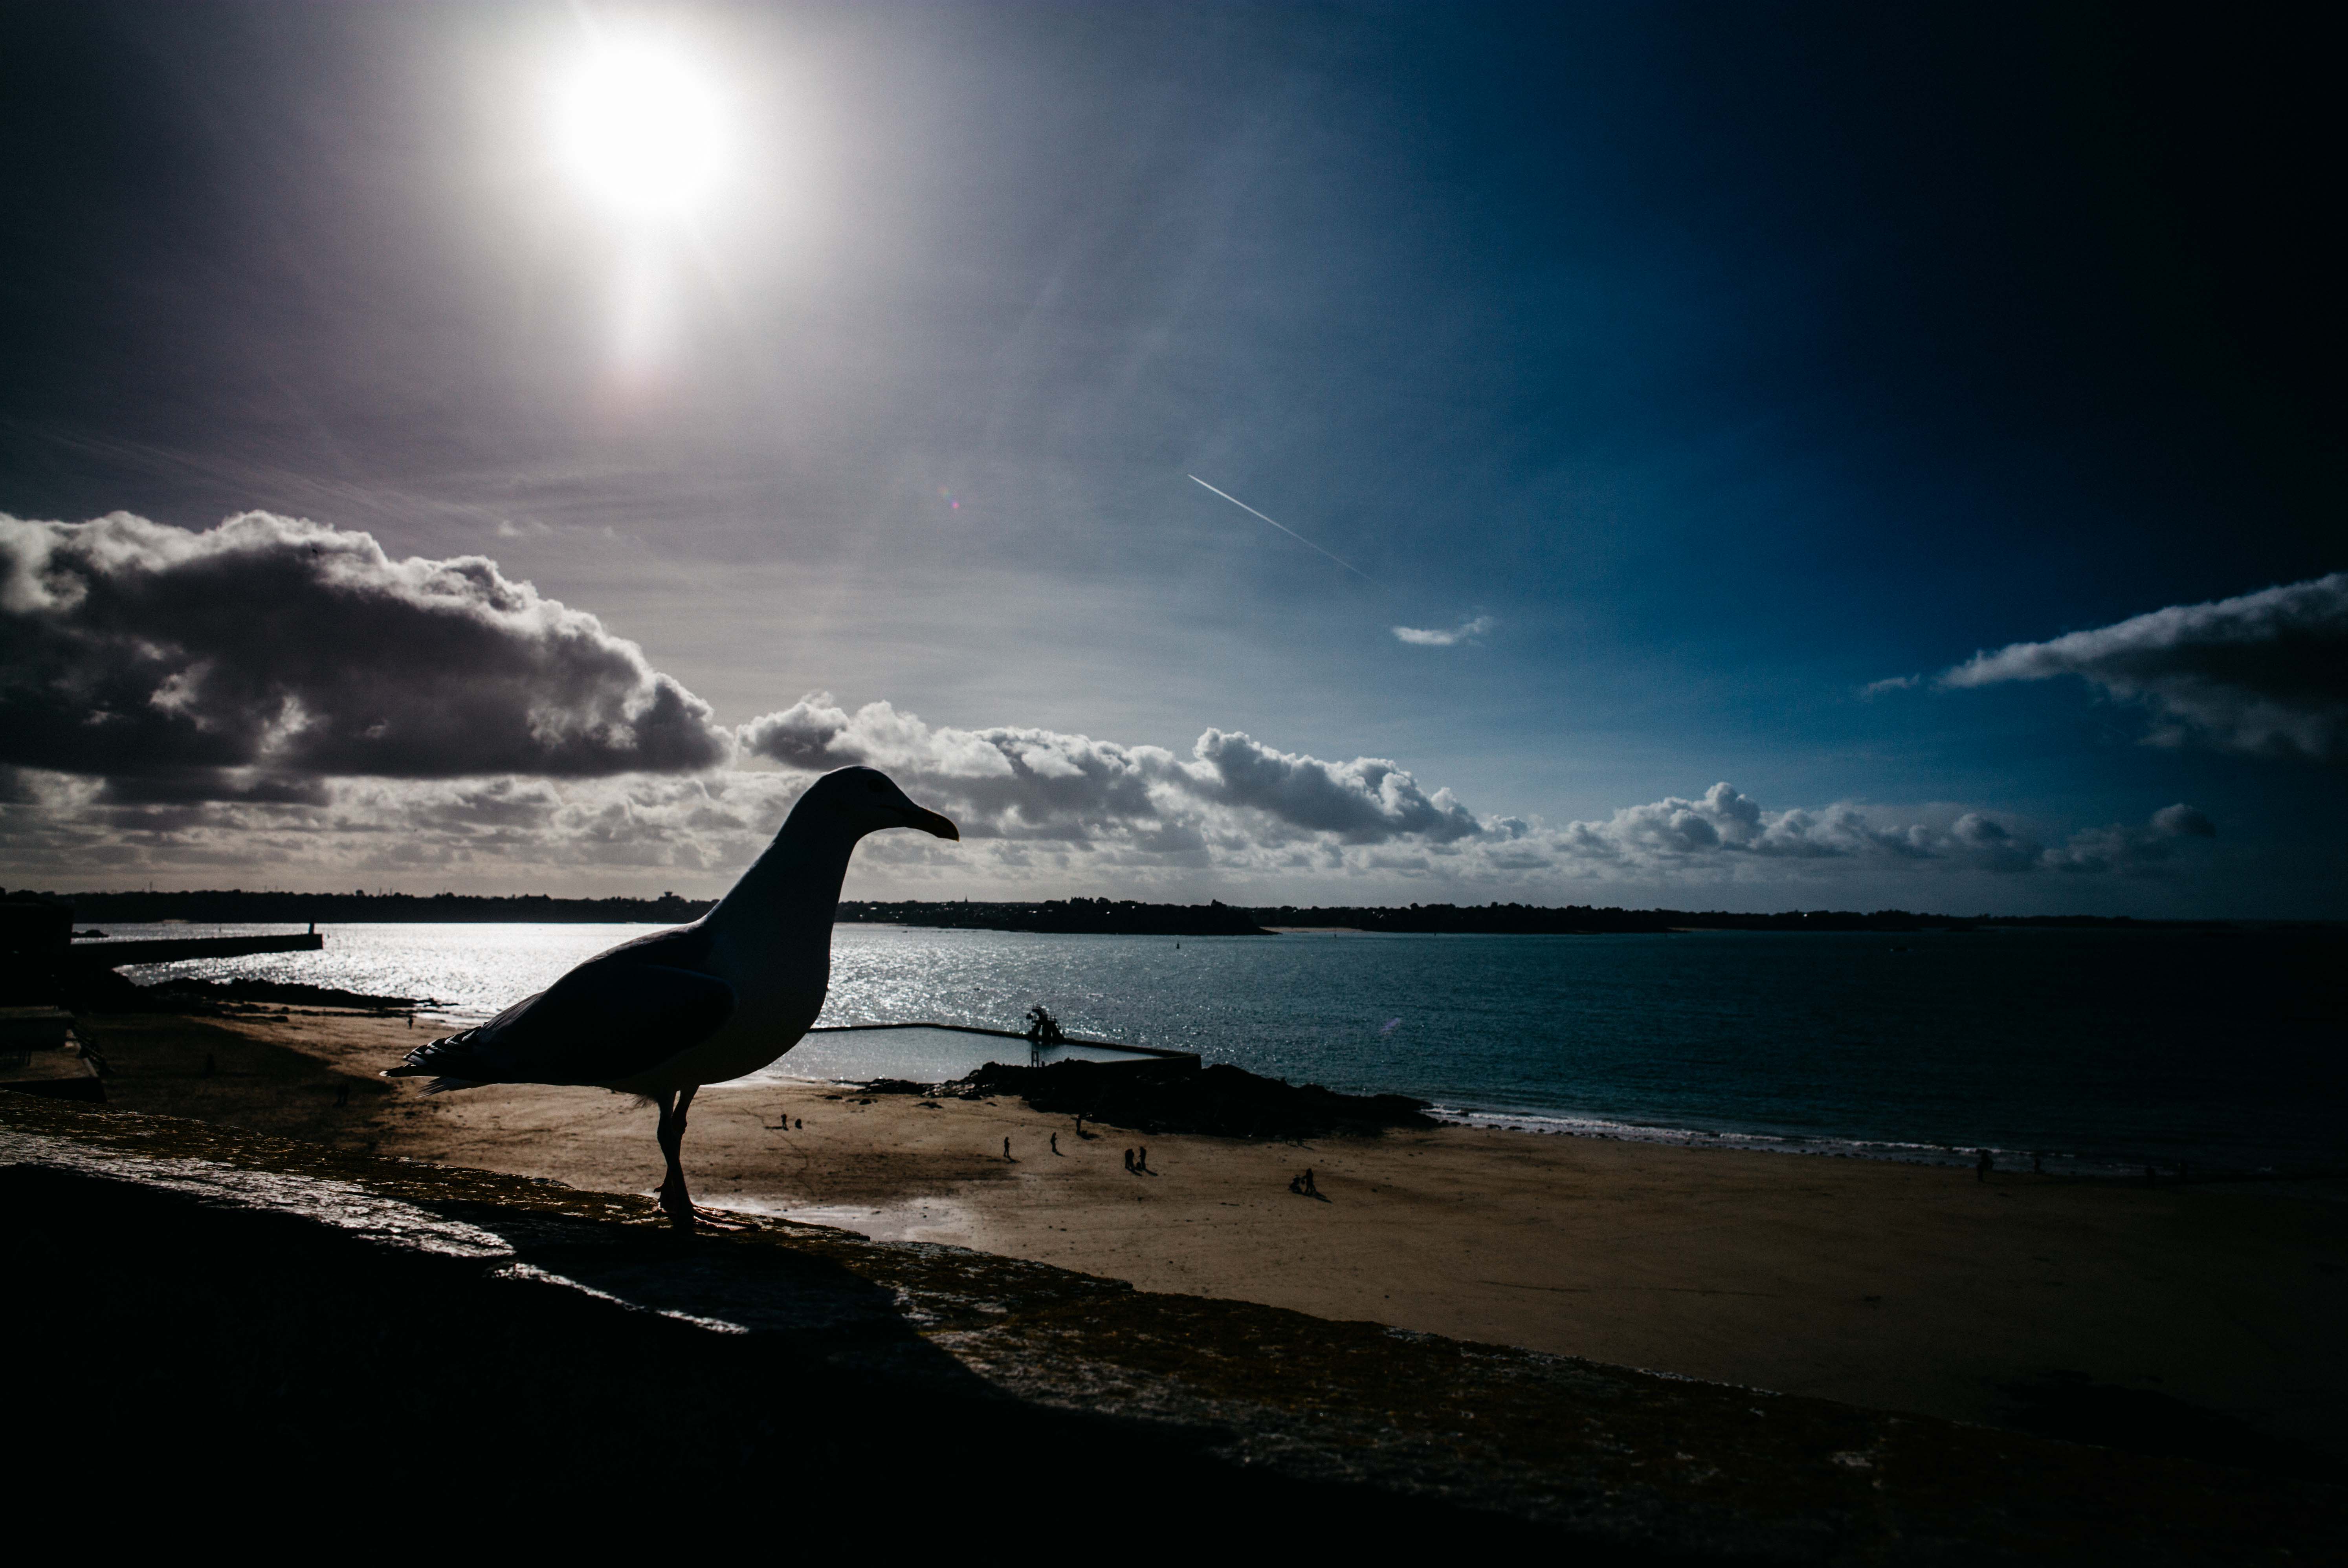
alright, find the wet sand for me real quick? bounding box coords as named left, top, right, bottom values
left=78, top=1005, right=2348, bottom=1464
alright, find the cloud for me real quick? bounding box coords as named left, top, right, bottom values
left=1529, top=786, right=2212, bottom=879
left=0, top=514, right=2232, bottom=894
left=2039, top=802, right=2216, bottom=874
left=1939, top=572, right=2348, bottom=758
left=0, top=730, right=2217, bottom=895
left=737, top=694, right=1479, bottom=846
left=1860, top=674, right=1918, bottom=698
left=730, top=696, right=2212, bottom=887
left=1391, top=615, right=1496, bottom=647
left=0, top=511, right=731, bottom=795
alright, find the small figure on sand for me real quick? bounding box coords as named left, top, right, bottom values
left=1123, top=1148, right=1135, bottom=1172
left=1003, top=1136, right=1014, bottom=1162
left=1289, top=1168, right=1322, bottom=1198
left=1976, top=1148, right=1992, bottom=1183
left=1051, top=1132, right=1060, bottom=1155
left=1136, top=1145, right=1150, bottom=1173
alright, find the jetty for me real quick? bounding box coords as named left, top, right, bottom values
left=65, top=929, right=325, bottom=970
left=802, top=1019, right=1196, bottom=1062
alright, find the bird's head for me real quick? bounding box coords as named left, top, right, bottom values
left=797, top=766, right=959, bottom=841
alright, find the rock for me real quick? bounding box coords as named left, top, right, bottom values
left=950, top=1057, right=1436, bottom=1139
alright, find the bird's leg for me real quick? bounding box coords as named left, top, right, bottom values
left=654, top=1090, right=692, bottom=1228
left=653, top=1086, right=745, bottom=1232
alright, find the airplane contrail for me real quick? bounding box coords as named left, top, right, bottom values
left=1188, top=475, right=1376, bottom=584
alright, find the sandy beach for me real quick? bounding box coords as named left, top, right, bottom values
left=77, top=1003, right=2348, bottom=1467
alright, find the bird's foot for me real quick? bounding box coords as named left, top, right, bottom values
left=654, top=1192, right=750, bottom=1232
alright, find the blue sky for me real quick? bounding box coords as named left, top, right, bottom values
left=1, top=2, right=2339, bottom=913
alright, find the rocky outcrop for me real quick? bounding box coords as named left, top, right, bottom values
left=940, top=1057, right=1438, bottom=1139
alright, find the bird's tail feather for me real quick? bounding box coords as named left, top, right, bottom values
left=382, top=1028, right=495, bottom=1090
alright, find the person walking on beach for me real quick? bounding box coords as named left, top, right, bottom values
left=1003, top=1136, right=1014, bottom=1161
left=1976, top=1148, right=1992, bottom=1183
left=1050, top=1132, right=1060, bottom=1155
left=1123, top=1148, right=1135, bottom=1173
left=1303, top=1167, right=1319, bottom=1197
left=1136, top=1145, right=1149, bottom=1173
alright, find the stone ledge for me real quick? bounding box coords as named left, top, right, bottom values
left=4, top=1091, right=2338, bottom=1559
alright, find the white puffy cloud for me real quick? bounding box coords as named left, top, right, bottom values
left=0, top=510, right=732, bottom=794
left=726, top=698, right=2212, bottom=888
left=1939, top=572, right=2348, bottom=758
left=737, top=694, right=1479, bottom=846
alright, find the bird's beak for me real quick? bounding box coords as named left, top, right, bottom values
left=903, top=804, right=959, bottom=841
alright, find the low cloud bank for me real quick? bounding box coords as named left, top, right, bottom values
left=1940, top=572, right=2348, bottom=758
left=0, top=511, right=731, bottom=794
left=0, top=744, right=2214, bottom=891
left=1523, top=782, right=2208, bottom=878
left=736, top=696, right=2206, bottom=883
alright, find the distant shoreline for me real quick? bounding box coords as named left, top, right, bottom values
left=19, top=887, right=2329, bottom=934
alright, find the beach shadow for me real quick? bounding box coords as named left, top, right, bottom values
left=1996, top=1370, right=2340, bottom=1482
left=1, top=1162, right=1592, bottom=1546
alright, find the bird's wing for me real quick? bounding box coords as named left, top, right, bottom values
left=393, top=958, right=734, bottom=1086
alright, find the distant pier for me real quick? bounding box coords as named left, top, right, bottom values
left=803, top=1020, right=1197, bottom=1062
left=67, top=931, right=325, bottom=970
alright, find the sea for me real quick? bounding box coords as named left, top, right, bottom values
left=77, top=920, right=2347, bottom=1177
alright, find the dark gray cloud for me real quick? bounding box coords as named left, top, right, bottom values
left=1939, top=572, right=2348, bottom=759
left=1537, top=787, right=2213, bottom=878
left=0, top=511, right=731, bottom=796
left=2040, top=802, right=2217, bottom=874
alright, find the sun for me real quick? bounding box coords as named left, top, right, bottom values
left=554, top=40, right=724, bottom=222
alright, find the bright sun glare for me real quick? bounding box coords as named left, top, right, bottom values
left=555, top=41, right=723, bottom=221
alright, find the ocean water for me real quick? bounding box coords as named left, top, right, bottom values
left=80, top=920, right=2347, bottom=1174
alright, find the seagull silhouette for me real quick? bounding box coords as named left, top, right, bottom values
left=383, top=766, right=958, bottom=1229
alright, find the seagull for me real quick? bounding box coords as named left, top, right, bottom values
left=383, top=766, right=958, bottom=1230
